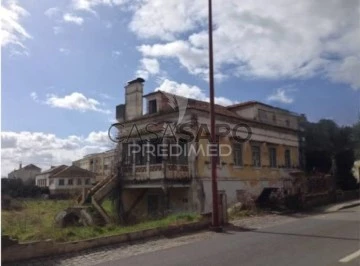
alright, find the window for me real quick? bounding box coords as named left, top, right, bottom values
left=135, top=140, right=146, bottom=165
left=233, top=143, right=243, bottom=166
left=252, top=145, right=261, bottom=167
left=104, top=164, right=108, bottom=170
left=251, top=145, right=261, bottom=167
left=85, top=178, right=90, bottom=185
left=148, top=99, right=157, bottom=114
left=59, top=179, right=65, bottom=186
left=68, top=179, right=73, bottom=185
left=285, top=149, right=291, bottom=168
left=269, top=147, right=277, bottom=168
left=178, top=141, right=188, bottom=164
left=149, top=139, right=163, bottom=164
left=77, top=178, right=82, bottom=185
left=122, top=142, right=133, bottom=165
left=272, top=114, right=277, bottom=123
left=258, top=109, right=268, bottom=122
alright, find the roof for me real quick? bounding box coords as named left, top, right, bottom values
left=51, top=165, right=95, bottom=178
left=23, top=164, right=41, bottom=170
left=39, top=165, right=67, bottom=175
left=127, top=77, right=145, bottom=85
left=227, top=101, right=295, bottom=114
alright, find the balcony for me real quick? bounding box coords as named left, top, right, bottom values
left=122, top=162, right=191, bottom=186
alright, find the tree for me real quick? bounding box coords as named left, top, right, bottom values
left=303, top=119, right=358, bottom=190
left=352, top=119, right=360, bottom=159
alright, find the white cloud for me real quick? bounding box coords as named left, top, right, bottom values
left=155, top=78, right=235, bottom=106
left=129, top=0, right=207, bottom=41
left=111, top=50, right=122, bottom=58
left=138, top=41, right=208, bottom=78
left=267, top=88, right=295, bottom=104
left=1, top=131, right=114, bottom=176
left=71, top=0, right=128, bottom=14
left=131, top=0, right=360, bottom=89
left=30, top=92, right=39, bottom=102
left=44, top=7, right=59, bottom=18
left=136, top=58, right=160, bottom=79
left=53, top=26, right=63, bottom=35
left=63, top=13, right=84, bottom=25
left=45, top=92, right=111, bottom=114
left=59, top=48, right=70, bottom=55
left=327, top=56, right=360, bottom=90
left=141, top=58, right=160, bottom=74
left=1, top=0, right=32, bottom=49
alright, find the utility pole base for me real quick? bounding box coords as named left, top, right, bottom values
left=209, top=226, right=223, bottom=232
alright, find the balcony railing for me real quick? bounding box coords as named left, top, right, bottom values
left=122, top=162, right=189, bottom=181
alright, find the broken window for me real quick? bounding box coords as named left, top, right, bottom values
left=178, top=140, right=188, bottom=164
left=285, top=149, right=291, bottom=168
left=148, top=99, right=157, bottom=114
left=233, top=142, right=243, bottom=166
left=251, top=145, right=261, bottom=167
left=135, top=140, right=146, bottom=165
left=269, top=147, right=277, bottom=168
left=149, top=139, right=163, bottom=164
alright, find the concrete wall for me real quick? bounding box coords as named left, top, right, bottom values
left=122, top=187, right=191, bottom=219
left=73, top=150, right=115, bottom=181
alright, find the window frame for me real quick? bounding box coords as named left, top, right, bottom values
left=148, top=99, right=157, bottom=114
left=284, top=149, right=291, bottom=168
left=233, top=142, right=243, bottom=167
left=268, top=146, right=277, bottom=168
left=251, top=145, right=261, bottom=167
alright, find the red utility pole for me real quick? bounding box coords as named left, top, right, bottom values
left=208, top=0, right=220, bottom=230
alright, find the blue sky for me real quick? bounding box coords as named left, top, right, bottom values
left=1, top=0, right=360, bottom=175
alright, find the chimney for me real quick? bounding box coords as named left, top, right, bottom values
left=19, top=162, right=22, bottom=169
left=125, top=77, right=144, bottom=121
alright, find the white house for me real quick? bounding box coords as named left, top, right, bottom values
left=35, top=165, right=67, bottom=187
left=36, top=165, right=96, bottom=196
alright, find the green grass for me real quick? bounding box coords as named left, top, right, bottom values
left=2, top=199, right=200, bottom=242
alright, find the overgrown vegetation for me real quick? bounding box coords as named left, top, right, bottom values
left=1, top=199, right=200, bottom=242
left=1, top=178, right=49, bottom=199
left=304, top=118, right=359, bottom=190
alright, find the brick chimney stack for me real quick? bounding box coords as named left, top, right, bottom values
left=124, top=77, right=144, bottom=121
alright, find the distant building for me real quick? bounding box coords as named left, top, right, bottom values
left=73, top=149, right=115, bottom=181
left=36, top=165, right=96, bottom=196
left=8, top=163, right=41, bottom=183
left=35, top=165, right=67, bottom=187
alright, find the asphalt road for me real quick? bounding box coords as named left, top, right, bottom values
left=97, top=206, right=360, bottom=266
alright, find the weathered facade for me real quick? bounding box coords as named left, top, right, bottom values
left=73, top=150, right=115, bottom=182
left=114, top=78, right=304, bottom=218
